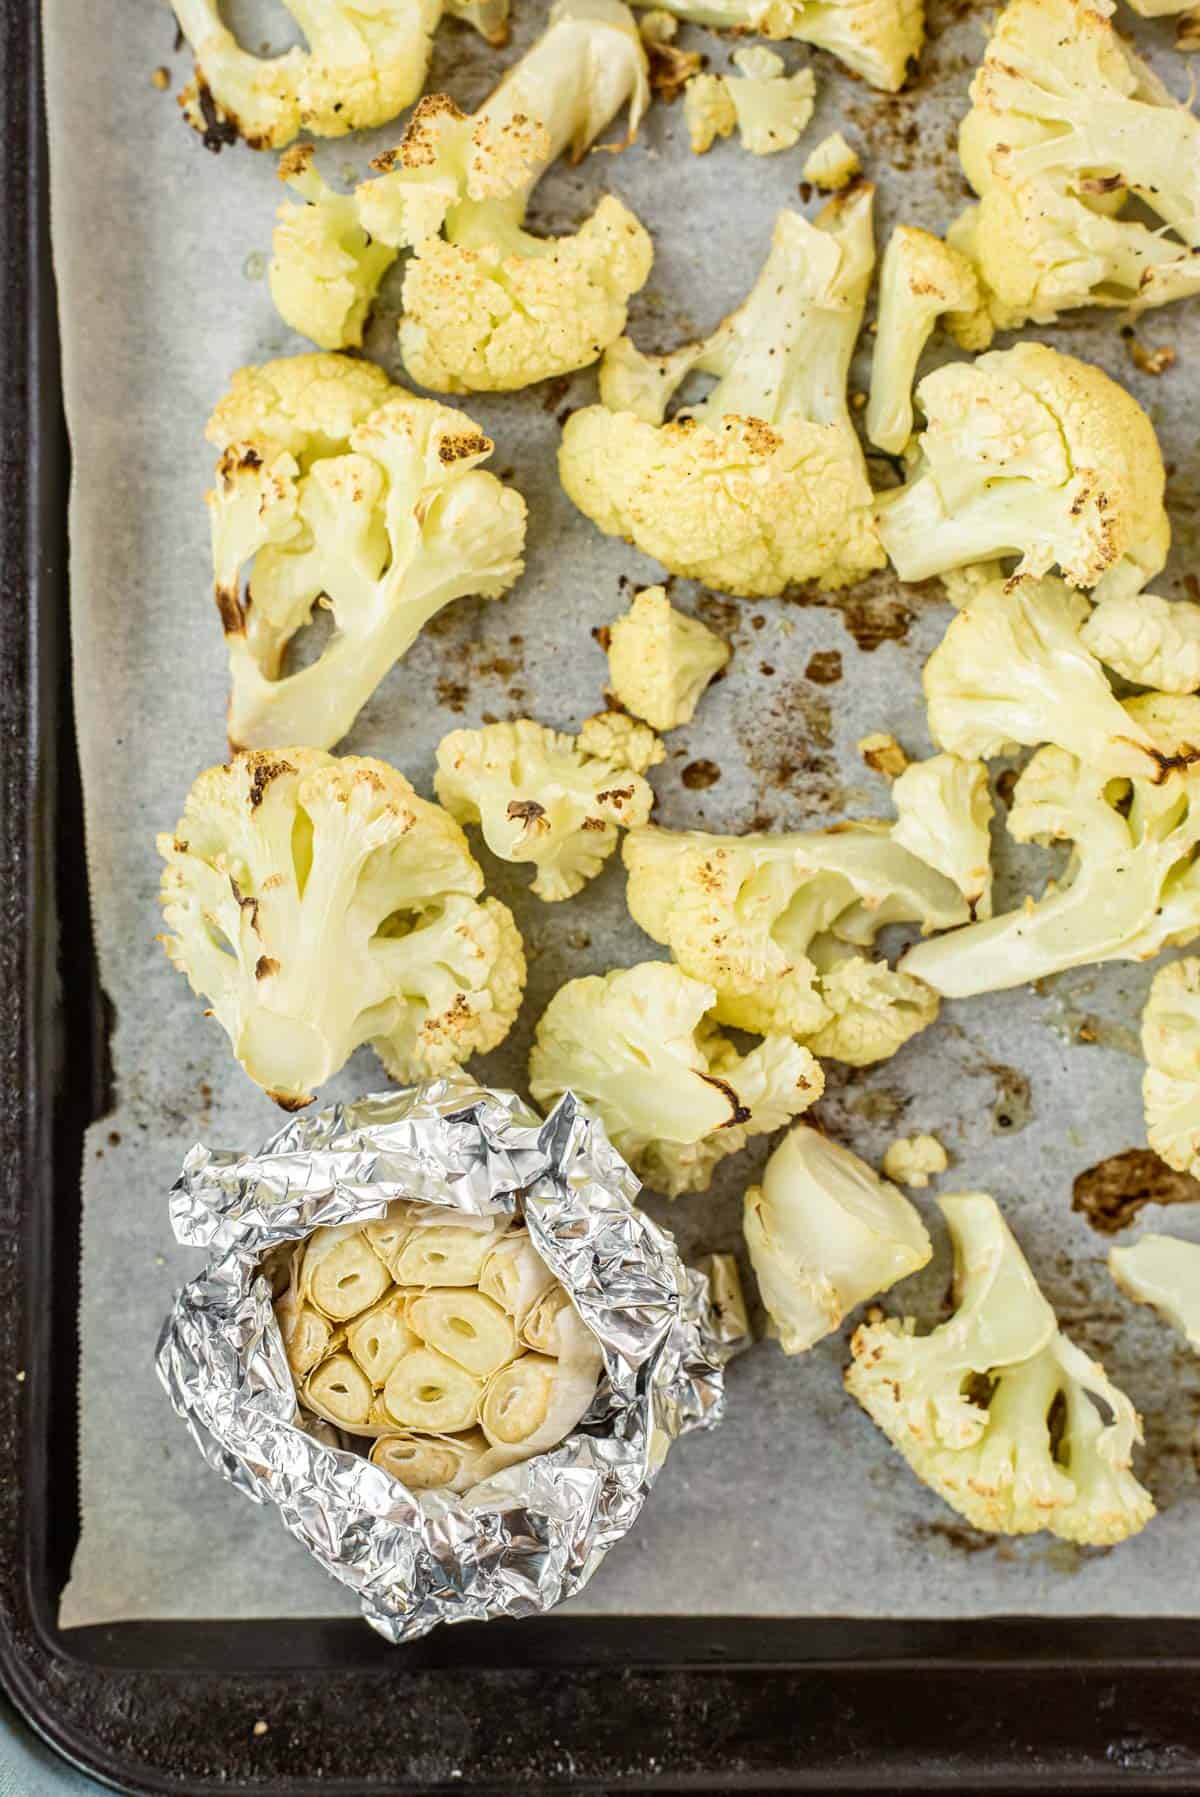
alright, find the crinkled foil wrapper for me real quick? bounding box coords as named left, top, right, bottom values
left=155, top=1081, right=735, bottom=1643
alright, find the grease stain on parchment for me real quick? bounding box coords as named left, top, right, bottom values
left=1073, top=1149, right=1200, bottom=1235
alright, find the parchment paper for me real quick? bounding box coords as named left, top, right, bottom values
left=47, top=0, right=1200, bottom=1628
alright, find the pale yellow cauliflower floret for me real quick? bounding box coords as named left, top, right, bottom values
left=881, top=1132, right=948, bottom=1188
left=802, top=130, right=860, bottom=189
left=744, top=1123, right=931, bottom=1353
left=434, top=717, right=656, bottom=901
left=684, top=50, right=816, bottom=155
left=399, top=198, right=654, bottom=393
left=269, top=147, right=398, bottom=351
left=622, top=820, right=965, bottom=1054
left=847, top=1192, right=1155, bottom=1544
left=948, top=0, right=1200, bottom=334
left=339, top=0, right=654, bottom=391
left=683, top=72, right=737, bottom=151
left=802, top=955, right=940, bottom=1067
left=172, top=0, right=496, bottom=151
left=1082, top=593, right=1200, bottom=697
left=1140, top=959, right=1200, bottom=1177
left=605, top=586, right=731, bottom=732
left=875, top=342, right=1170, bottom=600
left=578, top=709, right=665, bottom=772
left=561, top=189, right=884, bottom=598
left=157, top=750, right=525, bottom=1108
left=632, top=0, right=923, bottom=93
left=529, top=961, right=823, bottom=1196
left=205, top=355, right=527, bottom=752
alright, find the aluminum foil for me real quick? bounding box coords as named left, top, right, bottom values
left=156, top=1080, right=735, bottom=1643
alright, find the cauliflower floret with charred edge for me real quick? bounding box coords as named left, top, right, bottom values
left=865, top=227, right=986, bottom=455
left=1139, top=958, right=1200, bottom=1176
left=847, top=1192, right=1155, bottom=1544
left=891, top=753, right=994, bottom=919
left=922, top=575, right=1177, bottom=783
left=684, top=50, right=816, bottom=156
left=882, top=1132, right=948, bottom=1188
left=269, top=147, right=399, bottom=351
left=560, top=187, right=885, bottom=598
left=1110, top=1235, right=1200, bottom=1349
left=171, top=0, right=507, bottom=153
left=948, top=0, right=1200, bottom=336
left=629, top=0, right=923, bottom=92
left=744, top=1123, right=931, bottom=1354
left=875, top=342, right=1170, bottom=600
left=639, top=9, right=704, bottom=100
left=434, top=717, right=656, bottom=901
left=528, top=962, right=823, bottom=1196
left=605, top=586, right=731, bottom=731
left=622, top=819, right=965, bottom=1056
left=206, top=354, right=527, bottom=753
left=901, top=697, right=1200, bottom=998
left=802, top=130, right=861, bottom=190
left=1082, top=594, right=1200, bottom=698
left=157, top=750, right=525, bottom=1109
left=342, top=0, right=653, bottom=392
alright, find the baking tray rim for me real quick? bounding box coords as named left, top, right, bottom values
left=10, top=0, right=1200, bottom=1791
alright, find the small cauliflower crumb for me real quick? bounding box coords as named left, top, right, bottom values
left=803, top=130, right=861, bottom=190
left=882, top=1133, right=948, bottom=1188
left=578, top=709, right=665, bottom=773
left=683, top=72, right=736, bottom=152
left=858, top=731, right=909, bottom=779
left=683, top=53, right=815, bottom=156
left=152, top=65, right=171, bottom=91
left=606, top=586, right=731, bottom=733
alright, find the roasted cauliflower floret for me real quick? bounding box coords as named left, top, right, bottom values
left=171, top=0, right=505, bottom=152
left=528, top=961, right=823, bottom=1196
left=922, top=575, right=1172, bottom=782
left=802, top=951, right=941, bottom=1068
left=901, top=698, right=1200, bottom=998
left=434, top=717, right=656, bottom=901
left=1110, top=1235, right=1200, bottom=1349
left=577, top=709, right=665, bottom=772
left=684, top=49, right=816, bottom=155
left=891, top=753, right=994, bottom=919
left=605, top=586, right=731, bottom=732
left=802, top=130, right=861, bottom=189
left=623, top=819, right=965, bottom=1056
left=948, top=0, right=1200, bottom=335
left=269, top=147, right=399, bottom=350
left=1082, top=593, right=1200, bottom=698
left=206, top=354, right=527, bottom=752
left=630, top=0, right=923, bottom=91
left=157, top=750, right=526, bottom=1108
left=847, top=1192, right=1155, bottom=1544
left=865, top=226, right=986, bottom=455
left=882, top=1132, right=948, bottom=1188
left=340, top=0, right=653, bottom=389
left=560, top=187, right=885, bottom=597
left=744, top=1123, right=931, bottom=1354
left=1139, top=959, right=1200, bottom=1176
left=875, top=342, right=1170, bottom=600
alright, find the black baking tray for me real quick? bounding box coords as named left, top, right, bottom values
left=7, top=5, right=1200, bottom=1794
